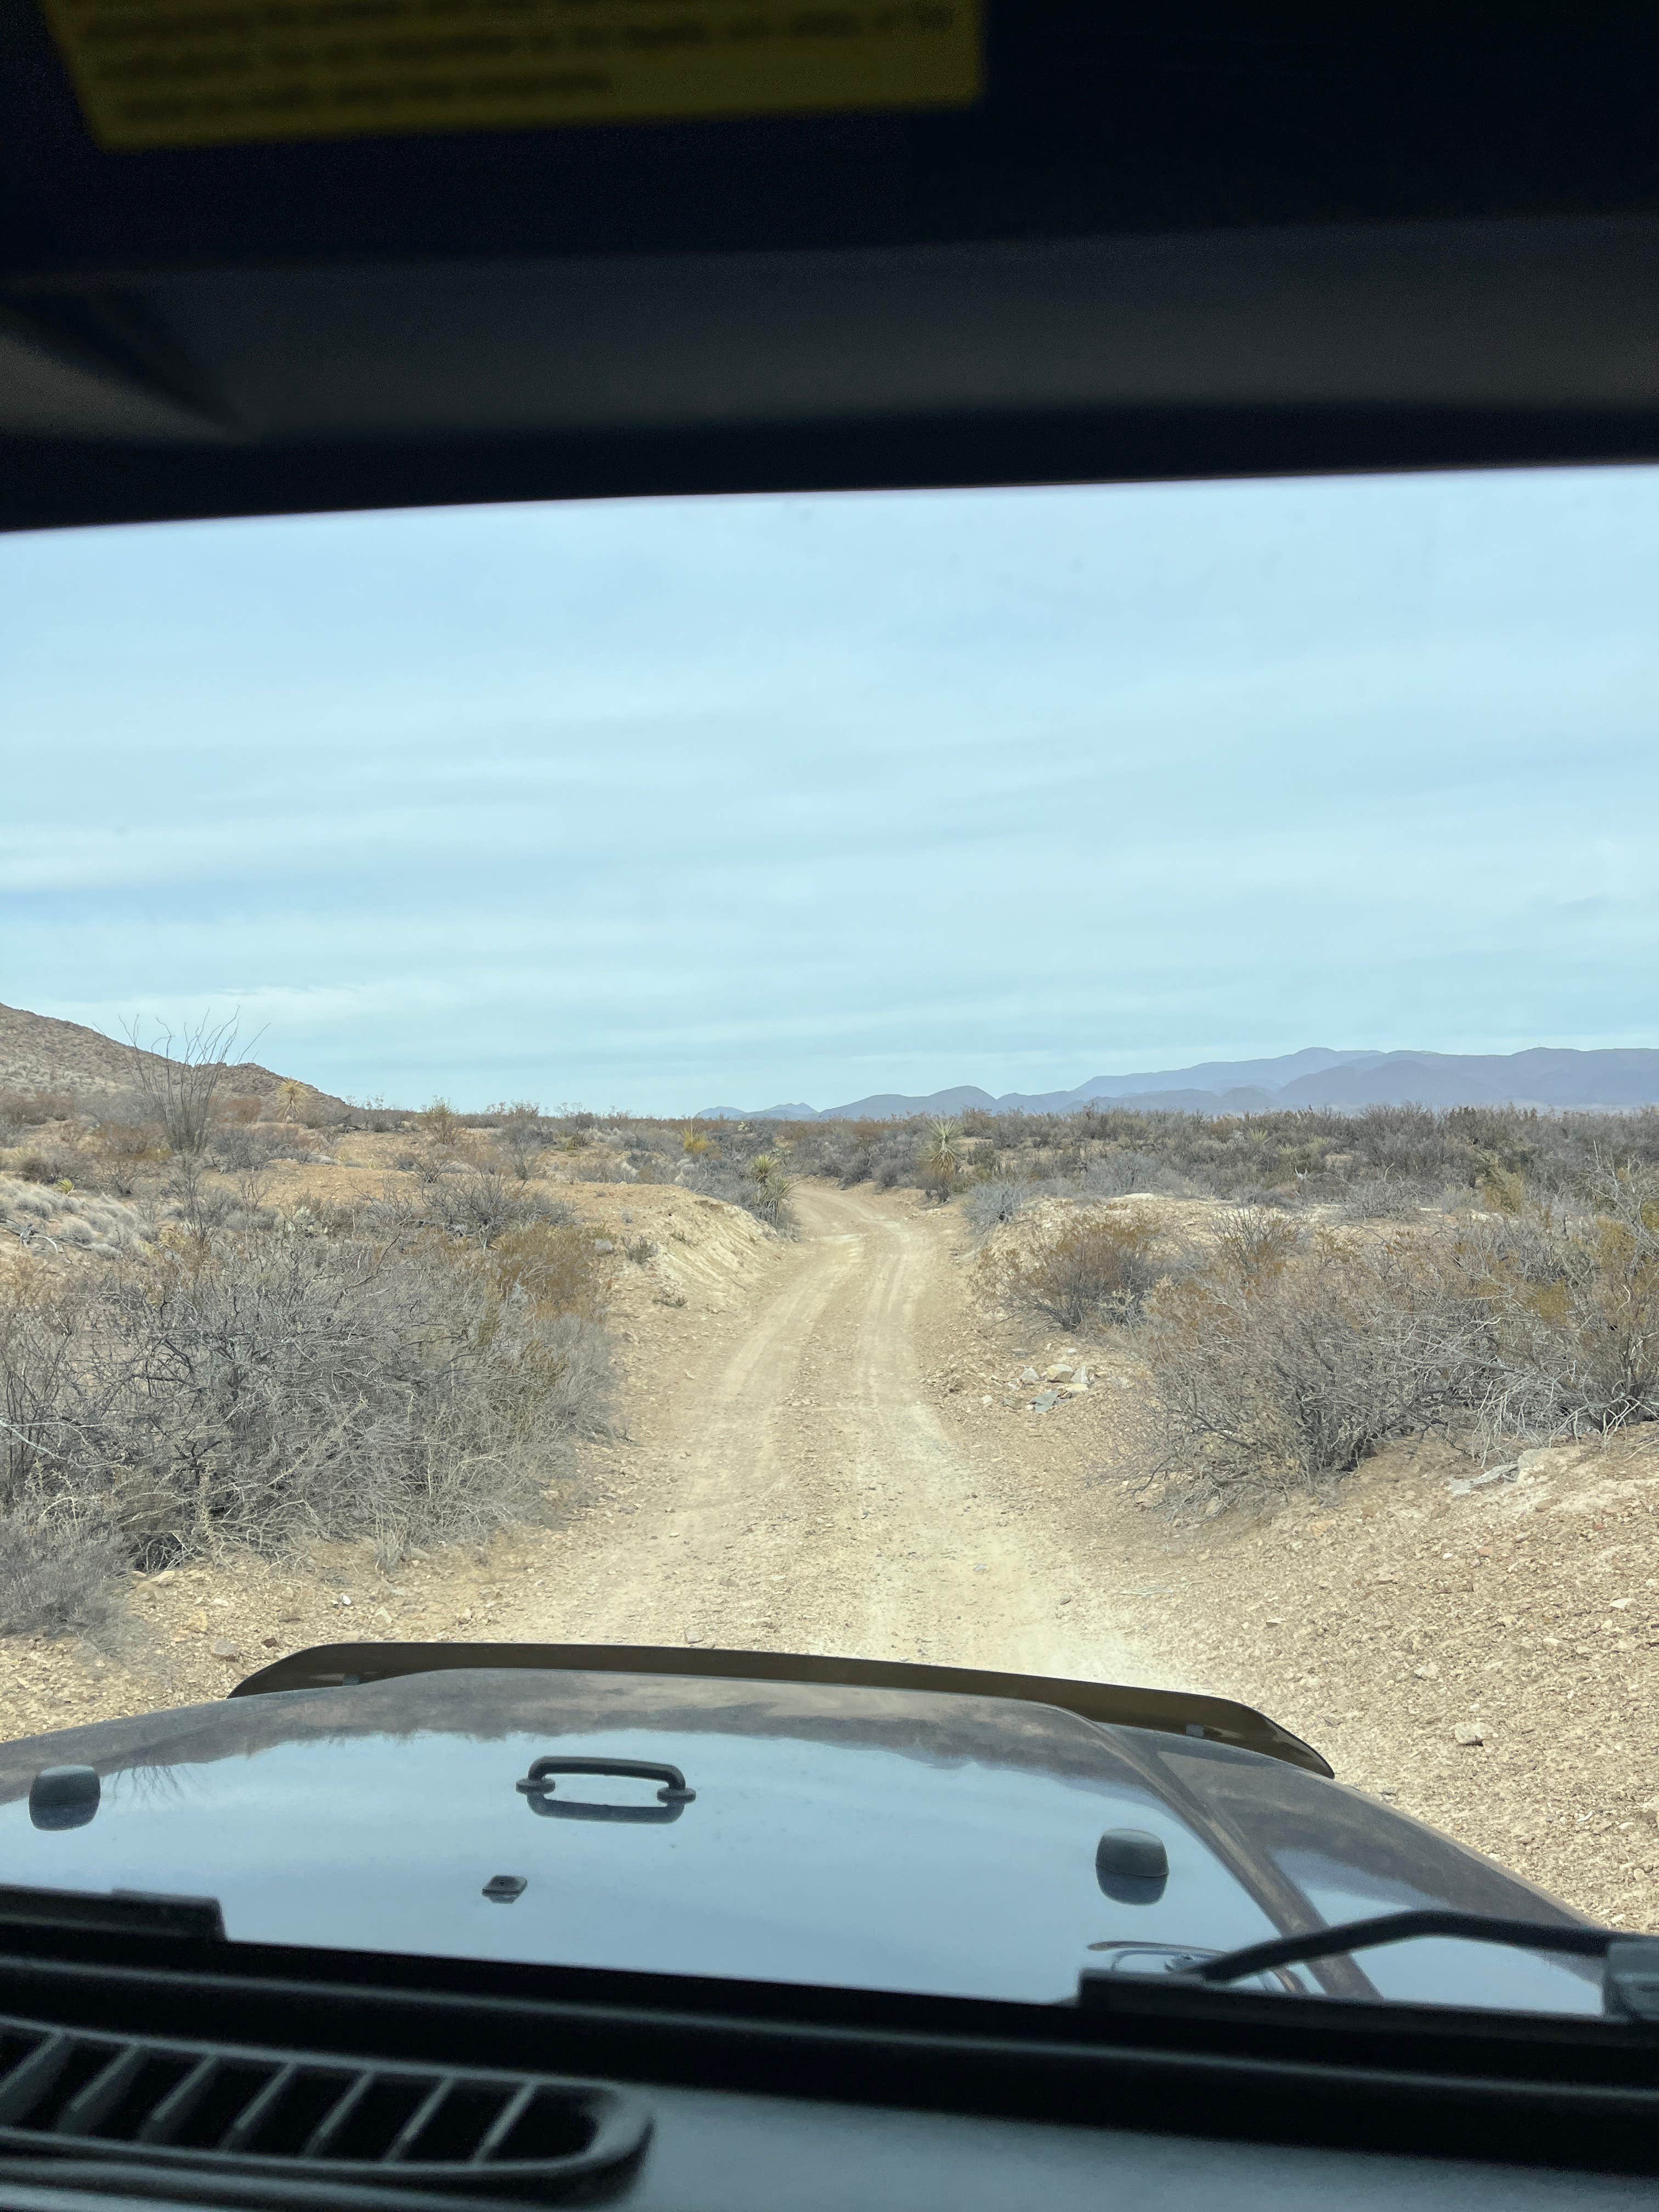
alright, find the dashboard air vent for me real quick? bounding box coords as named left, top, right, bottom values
left=0, top=2013, right=647, bottom=2198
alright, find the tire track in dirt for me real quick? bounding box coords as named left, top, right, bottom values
left=498, top=1185, right=1153, bottom=1684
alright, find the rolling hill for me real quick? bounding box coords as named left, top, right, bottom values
left=0, top=1002, right=347, bottom=1113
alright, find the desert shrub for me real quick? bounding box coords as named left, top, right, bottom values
left=1464, top=1172, right=1659, bottom=1438
left=420, top=1098, right=465, bottom=1152
left=86, top=1119, right=169, bottom=1194
left=681, top=1126, right=715, bottom=1157
left=489, top=1218, right=608, bottom=1321
left=491, top=1308, right=611, bottom=1434
left=273, top=1079, right=334, bottom=1127
left=624, top=1235, right=657, bottom=1266
left=1079, top=1152, right=1193, bottom=1199
left=209, top=1124, right=296, bottom=1174
left=1344, top=1104, right=1483, bottom=1189
left=1011, top=1214, right=1168, bottom=1328
left=12, top=1150, right=75, bottom=1187
left=0, top=1090, right=77, bottom=1140
left=962, top=1178, right=1032, bottom=1238
left=868, top=1132, right=921, bottom=1190
left=1476, top=1160, right=1527, bottom=1214
left=1211, top=1206, right=1301, bottom=1282
left=126, top=1015, right=243, bottom=1161
left=490, top=1104, right=548, bottom=1181
left=741, top=1153, right=796, bottom=1230
left=0, top=1513, right=126, bottom=1639
left=1142, top=1234, right=1488, bottom=1502
left=347, top=1095, right=403, bottom=1133
left=571, top=1153, right=634, bottom=1182
left=0, top=1220, right=612, bottom=1599
left=837, top=1123, right=891, bottom=1185
left=24, top=1190, right=145, bottom=1256
left=438, top=1170, right=573, bottom=1248
left=681, top=1153, right=796, bottom=1233
left=169, top=1183, right=247, bottom=1232
left=1338, top=1177, right=1427, bottom=1221
left=789, top=1125, right=881, bottom=1185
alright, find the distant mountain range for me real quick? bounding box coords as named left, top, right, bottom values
left=698, top=1047, right=1659, bottom=1122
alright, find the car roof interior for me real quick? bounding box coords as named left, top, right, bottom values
left=4, top=4, right=1659, bottom=535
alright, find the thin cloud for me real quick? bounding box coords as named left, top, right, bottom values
left=5, top=469, right=1659, bottom=1110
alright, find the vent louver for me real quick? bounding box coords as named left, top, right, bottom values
left=0, top=2014, right=647, bottom=2199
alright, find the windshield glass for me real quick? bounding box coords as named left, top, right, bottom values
left=3, top=466, right=1657, bottom=2015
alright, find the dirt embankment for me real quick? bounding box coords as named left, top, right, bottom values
left=929, top=1194, right=1659, bottom=1928
left=4, top=1169, right=1657, bottom=1930
left=0, top=1143, right=781, bottom=1740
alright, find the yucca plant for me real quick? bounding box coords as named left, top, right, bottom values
left=919, top=1118, right=965, bottom=1203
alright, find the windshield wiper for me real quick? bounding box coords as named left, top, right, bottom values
left=1082, top=1911, right=1659, bottom=2021
left=1176, top=1909, right=1611, bottom=1987
left=1160, top=1908, right=1659, bottom=2021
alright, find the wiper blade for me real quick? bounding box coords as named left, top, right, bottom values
left=1085, top=1913, right=1659, bottom=2023
left=0, top=1883, right=224, bottom=1942
left=1178, top=1909, right=1610, bottom=1986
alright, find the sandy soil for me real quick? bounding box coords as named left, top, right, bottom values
left=487, top=1184, right=1147, bottom=1683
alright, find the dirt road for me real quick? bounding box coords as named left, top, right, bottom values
left=496, top=1185, right=1154, bottom=1686
left=7, top=1169, right=1657, bottom=1926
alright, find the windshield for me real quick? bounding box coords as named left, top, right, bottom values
left=3, top=467, right=1656, bottom=2016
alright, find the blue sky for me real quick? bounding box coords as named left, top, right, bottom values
left=4, top=466, right=1658, bottom=1113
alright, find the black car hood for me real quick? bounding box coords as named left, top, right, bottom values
left=0, top=1664, right=1600, bottom=2015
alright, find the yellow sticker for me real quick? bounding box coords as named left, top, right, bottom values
left=39, top=0, right=981, bottom=151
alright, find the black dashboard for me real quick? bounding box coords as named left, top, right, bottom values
left=1, top=1920, right=1657, bottom=2211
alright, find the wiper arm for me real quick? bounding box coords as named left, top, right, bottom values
left=1086, top=1912, right=1659, bottom=2022
left=1177, top=1909, right=1611, bottom=1986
